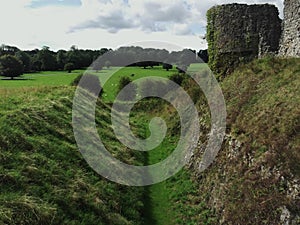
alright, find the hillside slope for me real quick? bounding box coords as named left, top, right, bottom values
left=189, top=57, right=300, bottom=224
left=0, top=87, right=145, bottom=225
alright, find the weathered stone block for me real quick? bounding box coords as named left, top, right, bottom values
left=279, top=0, right=300, bottom=57
left=207, top=3, right=282, bottom=78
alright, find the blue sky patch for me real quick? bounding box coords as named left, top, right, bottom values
left=29, top=0, right=82, bottom=8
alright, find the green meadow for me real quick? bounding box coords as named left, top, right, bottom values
left=91, top=66, right=178, bottom=102
left=0, top=70, right=83, bottom=88
left=0, top=64, right=205, bottom=101
left=0, top=66, right=177, bottom=100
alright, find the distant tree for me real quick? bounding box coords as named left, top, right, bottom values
left=169, top=51, right=181, bottom=65
left=56, top=50, right=67, bottom=70
left=117, top=76, right=136, bottom=101
left=118, top=76, right=132, bottom=92
left=105, top=60, right=111, bottom=69
left=198, top=49, right=208, bottom=63
left=112, top=47, right=136, bottom=66
left=99, top=48, right=109, bottom=56
left=66, top=45, right=83, bottom=69
left=31, top=58, right=42, bottom=71
left=64, top=63, right=74, bottom=73
left=37, top=46, right=57, bottom=71
left=0, top=45, right=20, bottom=56
left=0, top=55, right=23, bottom=79
left=178, top=49, right=196, bottom=68
left=162, top=63, right=173, bottom=71
left=15, top=51, right=31, bottom=72
left=100, top=50, right=115, bottom=66
left=136, top=61, right=148, bottom=69
left=80, top=50, right=95, bottom=67
left=135, top=61, right=159, bottom=69
left=92, top=60, right=103, bottom=72
left=156, top=49, right=169, bottom=62
left=149, top=61, right=159, bottom=68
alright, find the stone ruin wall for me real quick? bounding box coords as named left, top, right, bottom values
left=279, top=0, right=300, bottom=57
left=207, top=3, right=282, bottom=78
left=207, top=0, right=300, bottom=78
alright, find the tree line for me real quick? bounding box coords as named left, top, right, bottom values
left=93, top=46, right=208, bottom=71
left=0, top=45, right=109, bottom=73
left=0, top=44, right=208, bottom=79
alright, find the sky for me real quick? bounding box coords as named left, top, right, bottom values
left=0, top=0, right=284, bottom=51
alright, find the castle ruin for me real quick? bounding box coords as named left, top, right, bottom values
left=207, top=0, right=300, bottom=77
left=279, top=0, right=300, bottom=56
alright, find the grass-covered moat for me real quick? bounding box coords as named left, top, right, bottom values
left=0, top=58, right=299, bottom=224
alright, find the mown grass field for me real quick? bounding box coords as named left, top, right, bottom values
left=0, top=70, right=84, bottom=88
left=89, top=66, right=179, bottom=102
left=0, top=64, right=206, bottom=101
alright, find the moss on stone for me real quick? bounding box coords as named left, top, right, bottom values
left=206, top=4, right=282, bottom=79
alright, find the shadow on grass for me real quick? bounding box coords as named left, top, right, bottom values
left=143, top=186, right=157, bottom=225
left=1, top=78, right=34, bottom=81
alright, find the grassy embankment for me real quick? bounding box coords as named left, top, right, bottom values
left=132, top=57, right=300, bottom=224
left=187, top=57, right=300, bottom=224
left=0, top=65, right=197, bottom=225
left=130, top=99, right=203, bottom=225
left=0, top=85, right=147, bottom=225
left=0, top=58, right=299, bottom=224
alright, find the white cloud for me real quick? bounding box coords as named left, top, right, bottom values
left=0, top=0, right=284, bottom=51
left=70, top=10, right=137, bottom=33
left=173, top=24, right=193, bottom=36
left=71, top=0, right=284, bottom=36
